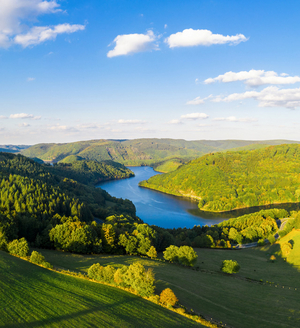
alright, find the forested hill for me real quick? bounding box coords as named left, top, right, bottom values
left=21, top=138, right=300, bottom=168
left=51, top=159, right=134, bottom=185
left=0, top=153, right=136, bottom=246
left=139, top=144, right=300, bottom=212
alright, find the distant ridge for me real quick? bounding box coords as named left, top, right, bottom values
left=21, top=138, right=300, bottom=167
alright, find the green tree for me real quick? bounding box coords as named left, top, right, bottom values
left=221, top=260, right=240, bottom=274
left=177, top=246, right=198, bottom=267
left=146, top=246, right=157, bottom=259
left=163, top=245, right=179, bottom=263
left=7, top=238, right=29, bottom=257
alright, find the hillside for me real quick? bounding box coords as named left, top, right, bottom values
left=37, top=231, right=300, bottom=328
left=21, top=138, right=300, bottom=169
left=140, top=144, right=300, bottom=212
left=51, top=159, right=134, bottom=185
left=0, top=251, right=201, bottom=327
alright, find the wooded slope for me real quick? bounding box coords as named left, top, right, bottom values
left=140, top=144, right=300, bottom=212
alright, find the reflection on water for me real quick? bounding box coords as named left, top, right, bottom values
left=97, top=166, right=230, bottom=229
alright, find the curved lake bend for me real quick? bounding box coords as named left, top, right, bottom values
left=97, top=166, right=232, bottom=229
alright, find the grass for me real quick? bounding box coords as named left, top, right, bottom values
left=0, top=251, right=203, bottom=327
left=36, top=231, right=300, bottom=328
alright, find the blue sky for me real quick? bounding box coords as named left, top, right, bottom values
left=1, top=0, right=300, bottom=144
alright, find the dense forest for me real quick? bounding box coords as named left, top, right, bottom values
left=51, top=159, right=134, bottom=185
left=21, top=138, right=300, bottom=171
left=140, top=144, right=300, bottom=212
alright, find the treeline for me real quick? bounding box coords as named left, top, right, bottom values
left=51, top=159, right=134, bottom=185
left=161, top=209, right=293, bottom=248
left=140, top=144, right=300, bottom=212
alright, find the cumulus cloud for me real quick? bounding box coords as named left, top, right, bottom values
left=117, top=119, right=146, bottom=124
left=0, top=0, right=84, bottom=48
left=180, top=113, right=209, bottom=120
left=107, top=30, right=158, bottom=57
left=165, top=29, right=247, bottom=48
left=213, top=116, right=257, bottom=123
left=213, top=86, right=300, bottom=109
left=15, top=23, right=85, bottom=47
left=205, top=69, right=300, bottom=87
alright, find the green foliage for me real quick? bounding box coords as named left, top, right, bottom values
left=164, top=245, right=198, bottom=266
left=88, top=261, right=155, bottom=297
left=147, top=246, right=157, bottom=259
left=30, top=250, right=52, bottom=268
left=221, top=260, right=240, bottom=274
left=140, top=144, right=300, bottom=211
left=7, top=237, right=29, bottom=257
left=52, top=159, right=134, bottom=185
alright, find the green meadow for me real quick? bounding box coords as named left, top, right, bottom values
left=0, top=251, right=203, bottom=328
left=36, top=231, right=300, bottom=328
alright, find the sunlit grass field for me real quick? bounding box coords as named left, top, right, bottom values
left=36, top=230, right=300, bottom=328
left=0, top=251, right=203, bottom=328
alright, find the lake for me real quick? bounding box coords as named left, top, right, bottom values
left=97, top=166, right=234, bottom=229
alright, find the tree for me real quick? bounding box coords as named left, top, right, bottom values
left=163, top=245, right=179, bottom=262
left=147, top=246, right=157, bottom=259
left=30, top=250, right=46, bottom=265
left=221, top=260, right=240, bottom=274
left=177, top=246, right=198, bottom=267
left=7, top=238, right=29, bottom=257
left=160, top=288, right=178, bottom=307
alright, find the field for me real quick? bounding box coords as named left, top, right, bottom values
left=0, top=251, right=203, bottom=327
left=36, top=231, right=300, bottom=328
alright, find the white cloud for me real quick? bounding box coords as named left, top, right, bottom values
left=27, top=77, right=35, bottom=82
left=213, top=116, right=257, bottom=123
left=19, top=123, right=30, bottom=127
left=205, top=69, right=300, bottom=87
left=117, top=119, right=146, bottom=124
left=0, top=0, right=84, bottom=48
left=186, top=96, right=205, bottom=105
left=168, top=119, right=182, bottom=125
left=164, top=24, right=168, bottom=29
left=0, top=116, right=8, bottom=119
left=165, top=29, right=247, bottom=48
left=15, top=23, right=85, bottom=47
left=107, top=30, right=158, bottom=58
left=181, top=113, right=209, bottom=120
left=213, top=86, right=300, bottom=109
left=10, top=113, right=41, bottom=119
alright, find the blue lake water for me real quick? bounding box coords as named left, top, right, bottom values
left=97, top=166, right=232, bottom=229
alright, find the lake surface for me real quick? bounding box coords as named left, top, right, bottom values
left=97, top=166, right=232, bottom=229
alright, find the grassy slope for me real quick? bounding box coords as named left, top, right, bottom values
left=0, top=251, right=201, bottom=328
left=21, top=138, right=300, bottom=169
left=140, top=144, right=300, bottom=211
left=36, top=234, right=300, bottom=328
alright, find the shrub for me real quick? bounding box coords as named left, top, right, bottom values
left=0, top=231, right=8, bottom=251
left=221, top=260, right=240, bottom=274
left=7, top=238, right=29, bottom=257
left=30, top=251, right=45, bottom=264
left=268, top=235, right=276, bottom=245
left=257, top=238, right=265, bottom=246
left=270, top=255, right=276, bottom=262
left=159, top=288, right=178, bottom=307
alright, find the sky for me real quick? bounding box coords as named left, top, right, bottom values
left=1, top=0, right=300, bottom=145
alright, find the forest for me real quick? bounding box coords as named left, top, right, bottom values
left=140, top=144, right=300, bottom=212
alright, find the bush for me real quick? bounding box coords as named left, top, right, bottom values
left=257, top=238, right=265, bottom=246
left=221, top=260, right=240, bottom=274
left=30, top=251, right=52, bottom=268
left=163, top=245, right=198, bottom=266
left=7, top=238, right=29, bottom=257
left=268, top=235, right=276, bottom=245
left=159, top=288, right=178, bottom=307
